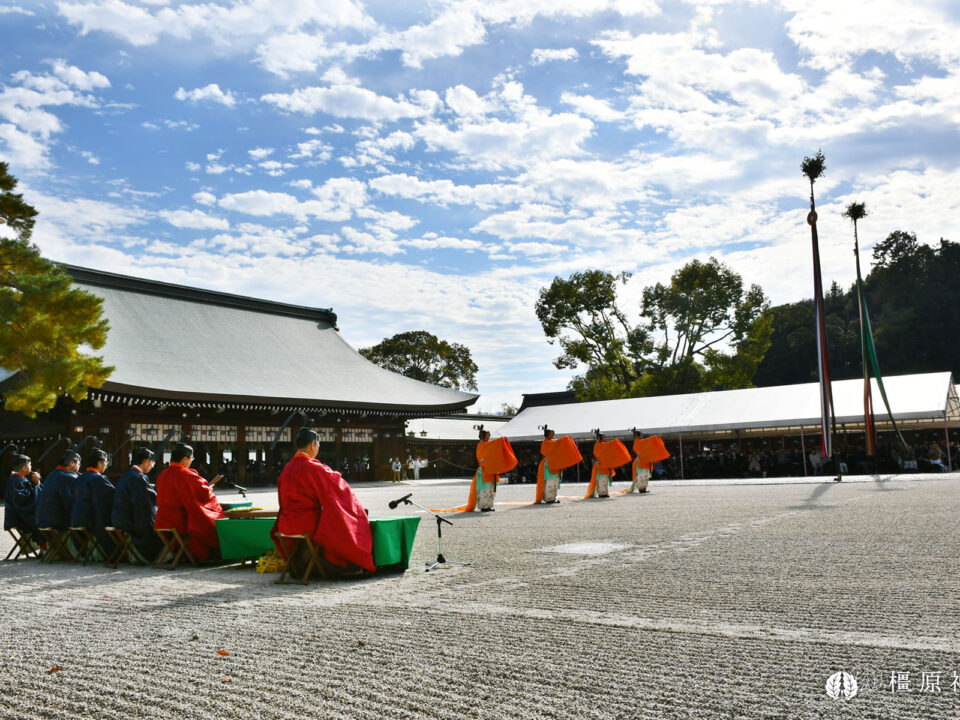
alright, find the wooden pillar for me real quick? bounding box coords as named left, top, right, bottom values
left=237, top=423, right=247, bottom=486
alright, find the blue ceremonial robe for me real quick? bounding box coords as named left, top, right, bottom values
left=4, top=472, right=41, bottom=541
left=35, top=468, right=77, bottom=530
left=71, top=469, right=116, bottom=555
left=112, top=467, right=162, bottom=560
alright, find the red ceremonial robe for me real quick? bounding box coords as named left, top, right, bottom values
left=154, top=463, right=226, bottom=561
left=272, top=453, right=375, bottom=573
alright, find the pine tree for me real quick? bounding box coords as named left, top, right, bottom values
left=0, top=162, right=113, bottom=417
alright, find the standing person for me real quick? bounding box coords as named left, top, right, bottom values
left=432, top=426, right=517, bottom=513
left=154, top=443, right=225, bottom=562
left=4, top=454, right=42, bottom=546
left=390, top=458, right=402, bottom=482
left=271, top=428, right=374, bottom=577
left=112, top=447, right=163, bottom=561
left=36, top=450, right=80, bottom=531
left=70, top=448, right=116, bottom=557
left=534, top=426, right=581, bottom=504
left=623, top=429, right=671, bottom=494
left=585, top=431, right=631, bottom=498
left=413, top=456, right=423, bottom=481
left=404, top=456, right=414, bottom=481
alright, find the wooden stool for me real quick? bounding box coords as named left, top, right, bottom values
left=154, top=528, right=197, bottom=570
left=275, top=534, right=326, bottom=585
left=38, top=527, right=74, bottom=563
left=4, top=528, right=40, bottom=561
left=70, top=527, right=105, bottom=566
left=104, top=527, right=149, bottom=568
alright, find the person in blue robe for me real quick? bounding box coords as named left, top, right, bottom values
left=3, top=454, right=42, bottom=544
left=111, top=447, right=162, bottom=561
left=70, top=448, right=116, bottom=557
left=35, top=450, right=80, bottom=530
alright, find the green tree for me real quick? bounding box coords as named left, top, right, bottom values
left=756, top=230, right=960, bottom=386
left=537, top=258, right=771, bottom=400
left=360, top=330, right=478, bottom=391
left=1, top=162, right=113, bottom=416
left=535, top=269, right=649, bottom=394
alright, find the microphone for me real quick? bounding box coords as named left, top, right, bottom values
left=388, top=493, right=412, bottom=510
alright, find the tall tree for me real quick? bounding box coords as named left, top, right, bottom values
left=359, top=330, right=478, bottom=391
left=536, top=259, right=771, bottom=400
left=757, top=229, right=960, bottom=387
left=0, top=163, right=113, bottom=417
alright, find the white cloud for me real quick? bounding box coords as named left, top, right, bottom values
left=58, top=0, right=374, bottom=47
left=193, top=191, right=217, bottom=206
left=261, top=84, right=434, bottom=121
left=342, top=130, right=416, bottom=168
left=290, top=138, right=333, bottom=160
left=174, top=83, right=237, bottom=107
left=248, top=146, right=274, bottom=160
left=0, top=5, right=35, bottom=15
left=560, top=92, right=623, bottom=122
left=369, top=173, right=532, bottom=208
left=160, top=208, right=230, bottom=230
left=444, top=84, right=496, bottom=119
left=415, top=110, right=594, bottom=169
left=48, top=59, right=110, bottom=90
left=530, top=47, right=578, bottom=65
left=217, top=178, right=367, bottom=222
left=782, top=0, right=960, bottom=72
left=0, top=63, right=109, bottom=169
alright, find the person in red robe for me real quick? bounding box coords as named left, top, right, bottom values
left=154, top=443, right=225, bottom=562
left=272, top=428, right=375, bottom=576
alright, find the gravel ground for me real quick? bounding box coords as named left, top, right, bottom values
left=1, top=474, right=959, bottom=719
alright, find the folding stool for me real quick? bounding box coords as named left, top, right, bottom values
left=275, top=533, right=326, bottom=585
left=4, top=528, right=40, bottom=561
left=154, top=527, right=197, bottom=570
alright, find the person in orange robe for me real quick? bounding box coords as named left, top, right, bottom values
left=154, top=443, right=225, bottom=562
left=534, top=425, right=582, bottom=504
left=585, top=431, right=631, bottom=498
left=271, top=428, right=375, bottom=576
left=433, top=426, right=517, bottom=513
left=624, top=429, right=671, bottom=493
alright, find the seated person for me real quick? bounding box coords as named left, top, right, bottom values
left=4, top=454, right=42, bottom=546
left=112, top=447, right=163, bottom=561
left=154, top=443, right=225, bottom=562
left=272, top=428, right=375, bottom=577
left=70, top=449, right=116, bottom=556
left=36, top=450, right=80, bottom=531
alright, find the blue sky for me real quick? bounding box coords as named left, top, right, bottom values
left=2, top=0, right=959, bottom=412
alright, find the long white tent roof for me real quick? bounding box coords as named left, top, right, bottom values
left=494, top=372, right=958, bottom=441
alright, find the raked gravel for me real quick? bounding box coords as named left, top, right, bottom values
left=1, top=474, right=958, bottom=719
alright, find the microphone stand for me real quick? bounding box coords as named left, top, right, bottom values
left=391, top=495, right=469, bottom=572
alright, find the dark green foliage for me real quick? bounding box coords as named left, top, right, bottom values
left=756, top=230, right=960, bottom=386
left=801, top=150, right=826, bottom=186
left=359, top=330, right=478, bottom=391
left=1, top=164, right=113, bottom=416
left=537, top=259, right=771, bottom=400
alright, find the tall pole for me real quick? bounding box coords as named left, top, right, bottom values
left=806, top=176, right=837, bottom=468
left=853, top=219, right=878, bottom=456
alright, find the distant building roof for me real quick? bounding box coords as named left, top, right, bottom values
left=495, top=372, right=959, bottom=441
left=518, top=390, right=576, bottom=411
left=62, top=265, right=478, bottom=416
left=405, top=414, right=510, bottom=441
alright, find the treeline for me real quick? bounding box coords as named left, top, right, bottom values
left=756, top=230, right=960, bottom=386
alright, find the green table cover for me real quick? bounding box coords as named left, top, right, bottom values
left=215, top=515, right=421, bottom=570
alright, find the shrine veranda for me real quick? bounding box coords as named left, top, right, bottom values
left=1, top=474, right=958, bottom=719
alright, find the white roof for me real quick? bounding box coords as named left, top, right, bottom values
left=406, top=414, right=510, bottom=440
left=494, top=372, right=957, bottom=441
